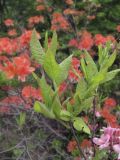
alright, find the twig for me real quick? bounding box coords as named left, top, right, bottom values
left=0, top=139, right=24, bottom=154
left=41, top=117, right=68, bottom=141
left=69, top=122, right=87, bottom=160
left=24, top=138, right=33, bottom=160
left=91, top=96, right=97, bottom=157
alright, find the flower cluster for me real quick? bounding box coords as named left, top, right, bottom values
left=22, top=85, right=42, bottom=101
left=93, top=127, right=120, bottom=159
left=69, top=31, right=116, bottom=51
left=69, top=31, right=94, bottom=51
left=1, top=54, right=35, bottom=81
left=51, top=12, right=70, bottom=31
left=28, top=16, right=44, bottom=27
left=4, top=19, right=14, bottom=26
left=0, top=37, right=18, bottom=55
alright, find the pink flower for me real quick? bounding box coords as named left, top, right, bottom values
left=93, top=127, right=120, bottom=159
left=93, top=134, right=110, bottom=149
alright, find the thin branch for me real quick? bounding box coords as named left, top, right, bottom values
left=24, top=138, right=33, bottom=160
left=41, top=117, right=68, bottom=141
left=91, top=96, right=97, bottom=157
left=0, top=139, right=24, bottom=154
left=69, top=122, right=87, bottom=160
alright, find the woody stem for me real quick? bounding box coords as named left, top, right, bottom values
left=69, top=121, right=87, bottom=160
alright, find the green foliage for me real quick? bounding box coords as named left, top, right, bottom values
left=31, top=30, right=120, bottom=136
left=30, top=29, right=45, bottom=65
left=31, top=29, right=72, bottom=85
left=34, top=101, right=55, bottom=119
left=73, top=117, right=90, bottom=134
left=16, top=112, right=26, bottom=128
left=93, top=149, right=107, bottom=160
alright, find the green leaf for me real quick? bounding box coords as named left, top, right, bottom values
left=16, top=112, right=26, bottom=127
left=84, top=51, right=98, bottom=80
left=43, top=50, right=72, bottom=85
left=59, top=55, right=72, bottom=83
left=73, top=96, right=94, bottom=116
left=81, top=58, right=88, bottom=80
left=30, top=28, right=44, bottom=65
left=93, top=149, right=107, bottom=160
left=80, top=96, right=94, bottom=111
left=98, top=45, right=103, bottom=65
left=91, top=69, right=107, bottom=86
left=60, top=110, right=71, bottom=121
left=75, top=78, right=87, bottom=100
left=100, top=51, right=116, bottom=70
left=32, top=73, right=53, bottom=107
left=44, top=31, right=48, bottom=52
left=51, top=92, right=62, bottom=118
left=34, top=101, right=41, bottom=112
left=73, top=118, right=90, bottom=134
left=34, top=101, right=55, bottom=119
left=43, top=50, right=61, bottom=85
left=80, top=52, right=98, bottom=82
left=48, top=31, right=58, bottom=55
left=101, top=69, right=120, bottom=83
left=67, top=102, right=73, bottom=113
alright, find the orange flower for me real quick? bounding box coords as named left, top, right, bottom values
left=80, top=139, right=91, bottom=148
left=65, top=0, right=74, bottom=5
left=22, top=85, right=43, bottom=101
left=78, top=37, right=94, bottom=50
left=64, top=9, right=80, bottom=16
left=4, top=19, right=14, bottom=26
left=116, top=25, right=120, bottom=32
left=8, top=29, right=17, bottom=36
left=67, top=140, right=77, bottom=152
left=36, top=0, right=44, bottom=2
left=100, top=108, right=118, bottom=127
left=69, top=39, right=78, bottom=48
left=36, top=5, right=45, bottom=11
left=104, top=98, right=117, bottom=109
left=3, top=61, right=16, bottom=79
left=28, top=16, right=44, bottom=25
left=0, top=37, right=19, bottom=55
left=51, top=12, right=69, bottom=31
left=87, top=15, right=96, bottom=20
left=69, top=31, right=94, bottom=51
left=2, top=54, right=35, bottom=81
left=94, top=34, right=106, bottom=46
left=94, top=34, right=115, bottom=46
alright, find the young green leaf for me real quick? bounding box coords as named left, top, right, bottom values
left=30, top=29, right=44, bottom=65
left=34, top=101, right=55, bottom=119
left=43, top=50, right=72, bottom=85
left=16, top=112, right=26, bottom=127
left=48, top=31, right=58, bottom=55
left=101, top=69, right=120, bottom=83
left=100, top=51, right=116, bottom=70
left=60, top=110, right=71, bottom=121
left=44, top=31, right=48, bottom=52
left=75, top=78, right=87, bottom=100
left=73, top=117, right=90, bottom=134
